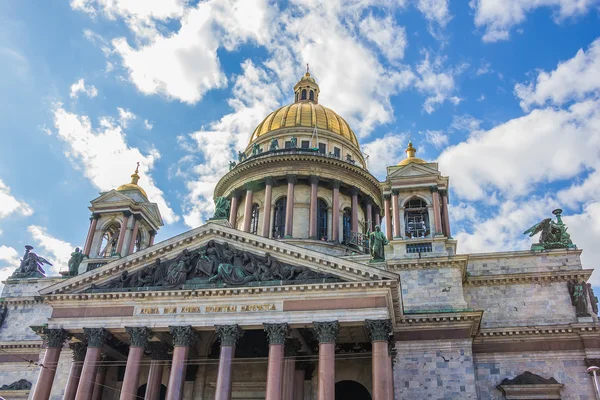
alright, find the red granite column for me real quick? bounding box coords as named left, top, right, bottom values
left=365, top=199, right=373, bottom=233
left=166, top=326, right=195, bottom=400
left=314, top=321, right=339, bottom=400
left=242, top=184, right=254, bottom=232
left=120, top=327, right=151, bottom=400
left=145, top=343, right=169, bottom=400
left=284, top=175, right=296, bottom=237
left=126, top=217, right=140, bottom=256
left=391, top=190, right=400, bottom=238
left=441, top=190, right=451, bottom=237
left=90, top=355, right=108, bottom=400
left=308, top=176, right=319, bottom=239
left=262, top=177, right=274, bottom=237
left=282, top=339, right=300, bottom=400
left=375, top=210, right=381, bottom=228
left=331, top=180, right=341, bottom=243
left=293, top=368, right=305, bottom=400
left=64, top=343, right=86, bottom=400
left=366, top=320, right=392, bottom=400
left=116, top=212, right=132, bottom=255
left=229, top=190, right=240, bottom=227
left=350, top=187, right=359, bottom=233
left=383, top=195, right=392, bottom=241
left=430, top=187, right=442, bottom=236
left=148, top=230, right=156, bottom=246
left=215, top=325, right=244, bottom=400
left=32, top=328, right=68, bottom=400
left=83, top=214, right=100, bottom=256
left=387, top=339, right=395, bottom=400
left=264, top=323, right=289, bottom=400
left=75, top=328, right=108, bottom=400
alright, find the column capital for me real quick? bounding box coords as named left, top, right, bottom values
left=215, top=324, right=244, bottom=347
left=90, top=213, right=100, bottom=221
left=83, top=327, right=108, bottom=348
left=350, top=186, right=360, bottom=196
left=263, top=323, right=289, bottom=345
left=286, top=174, right=297, bottom=185
left=125, top=326, right=152, bottom=348
left=383, top=193, right=391, bottom=201
left=309, top=175, right=320, bottom=185
left=123, top=210, right=132, bottom=218
left=365, top=319, right=393, bottom=342
left=429, top=185, right=439, bottom=193
left=330, top=180, right=341, bottom=190
left=35, top=328, right=69, bottom=349
left=147, top=342, right=171, bottom=360
left=169, top=326, right=196, bottom=347
left=313, top=321, right=339, bottom=344
left=439, top=189, right=448, bottom=198
left=285, top=338, right=302, bottom=357
left=264, top=176, right=275, bottom=186
left=230, top=189, right=242, bottom=199
left=391, top=189, right=400, bottom=196
left=364, top=197, right=372, bottom=206
left=243, top=182, right=255, bottom=192
left=149, top=229, right=157, bottom=236
left=69, top=342, right=87, bottom=362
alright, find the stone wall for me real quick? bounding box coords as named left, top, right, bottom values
left=393, top=339, right=477, bottom=399
left=474, top=351, right=596, bottom=399
left=400, top=268, right=468, bottom=313
left=467, top=251, right=582, bottom=276
left=464, top=281, right=577, bottom=328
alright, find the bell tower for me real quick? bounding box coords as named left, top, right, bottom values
left=79, top=164, right=164, bottom=273
left=381, top=142, right=456, bottom=257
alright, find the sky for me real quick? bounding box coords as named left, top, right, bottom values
left=0, top=0, right=599, bottom=286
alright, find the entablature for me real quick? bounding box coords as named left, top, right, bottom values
left=465, top=269, right=593, bottom=286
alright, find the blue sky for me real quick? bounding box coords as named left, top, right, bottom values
left=0, top=0, right=599, bottom=284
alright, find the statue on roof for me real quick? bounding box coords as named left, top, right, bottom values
left=523, top=209, right=576, bottom=250
left=269, top=138, right=279, bottom=151
left=67, top=247, right=87, bottom=276
left=238, top=151, right=247, bottom=162
left=370, top=225, right=388, bottom=262
left=252, top=143, right=262, bottom=156
left=211, top=196, right=230, bottom=220
left=11, top=246, right=50, bottom=279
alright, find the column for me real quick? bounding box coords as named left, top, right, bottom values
left=441, top=190, right=451, bottom=237
left=264, top=323, right=289, bottom=400
left=64, top=343, right=86, bottom=400
left=83, top=214, right=100, bottom=256
left=145, top=343, right=169, bottom=400
left=375, top=210, right=381, bottom=228
left=293, top=367, right=305, bottom=400
left=116, top=212, right=132, bottom=255
left=215, top=325, right=244, bottom=400
left=120, top=327, right=151, bottom=400
left=32, top=329, right=68, bottom=400
left=383, top=195, right=392, bottom=241
left=430, top=186, right=442, bottom=236
left=350, top=187, right=359, bottom=233
left=242, top=183, right=254, bottom=232
left=398, top=207, right=406, bottom=239
left=166, top=326, right=195, bottom=400
left=262, top=177, right=275, bottom=237
left=149, top=230, right=157, bottom=246
left=387, top=339, right=395, bottom=400
left=126, top=216, right=140, bottom=256
left=309, top=176, right=319, bottom=239
left=90, top=355, right=108, bottom=400
left=313, top=321, right=339, bottom=400
left=331, top=180, right=341, bottom=243
left=229, top=190, right=240, bottom=227
left=284, top=175, right=296, bottom=238
left=366, top=319, right=392, bottom=400
left=75, top=328, right=108, bottom=400
left=365, top=199, right=373, bottom=233
left=391, top=190, right=401, bottom=238
left=282, top=339, right=301, bottom=400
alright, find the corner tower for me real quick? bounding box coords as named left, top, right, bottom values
left=80, top=164, right=164, bottom=273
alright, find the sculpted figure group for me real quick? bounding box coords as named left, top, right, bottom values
left=98, top=240, right=334, bottom=290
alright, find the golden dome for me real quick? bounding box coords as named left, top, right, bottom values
left=117, top=163, right=148, bottom=198
left=249, top=70, right=359, bottom=148
left=398, top=142, right=427, bottom=166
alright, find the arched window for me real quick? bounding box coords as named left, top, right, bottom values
left=317, top=199, right=328, bottom=240
left=295, top=92, right=299, bottom=102
left=272, top=197, right=287, bottom=239
left=342, top=208, right=352, bottom=243
left=99, top=223, right=120, bottom=257
left=250, top=203, right=260, bottom=235
left=309, top=90, right=315, bottom=101
left=404, top=198, right=430, bottom=238
left=301, top=89, right=307, bottom=100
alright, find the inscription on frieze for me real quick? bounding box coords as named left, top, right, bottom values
left=136, top=303, right=280, bottom=316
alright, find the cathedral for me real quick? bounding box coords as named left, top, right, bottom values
left=0, top=72, right=597, bottom=400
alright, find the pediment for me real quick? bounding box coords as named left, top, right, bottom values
left=387, top=162, right=439, bottom=179
left=91, top=190, right=133, bottom=205
left=40, top=223, right=398, bottom=295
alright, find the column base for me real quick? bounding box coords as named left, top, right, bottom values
left=284, top=235, right=293, bottom=239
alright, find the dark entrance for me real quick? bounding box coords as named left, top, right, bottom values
left=335, top=380, right=372, bottom=400
left=137, top=383, right=167, bottom=400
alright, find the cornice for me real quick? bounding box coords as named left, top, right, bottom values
left=466, top=247, right=582, bottom=260
left=478, top=323, right=600, bottom=338
left=0, top=296, right=44, bottom=305
left=386, top=255, right=468, bottom=282
left=395, top=311, right=483, bottom=337
left=0, top=341, right=42, bottom=350
left=465, top=269, right=593, bottom=286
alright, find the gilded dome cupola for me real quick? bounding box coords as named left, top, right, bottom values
left=293, top=65, right=320, bottom=103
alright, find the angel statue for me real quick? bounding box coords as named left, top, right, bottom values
left=523, top=209, right=576, bottom=250
left=211, top=196, right=230, bottom=220
left=11, top=245, right=51, bottom=279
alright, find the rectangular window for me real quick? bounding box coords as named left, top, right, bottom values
left=318, top=143, right=326, bottom=154
left=333, top=147, right=341, bottom=158
left=285, top=141, right=292, bottom=149
left=301, top=140, right=310, bottom=149
left=406, top=243, right=433, bottom=253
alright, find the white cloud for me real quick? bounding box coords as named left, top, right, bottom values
left=0, top=179, right=33, bottom=219
left=144, top=119, right=153, bottom=130
left=450, top=114, right=482, bottom=132
left=361, top=133, right=409, bottom=179
left=471, top=0, right=600, bottom=42
left=416, top=0, right=451, bottom=28
left=414, top=52, right=459, bottom=113
left=423, top=129, right=448, bottom=148
left=52, top=103, right=178, bottom=223
left=515, top=38, right=600, bottom=111
left=69, top=78, right=98, bottom=99
left=117, top=107, right=136, bottom=128
left=563, top=202, right=600, bottom=285
left=359, top=14, right=408, bottom=61
left=476, top=62, right=492, bottom=75
left=27, top=225, right=74, bottom=276
left=0, top=245, right=20, bottom=283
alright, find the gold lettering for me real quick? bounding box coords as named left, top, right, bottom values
left=140, top=308, right=159, bottom=315
left=181, top=306, right=200, bottom=313
left=164, top=307, right=177, bottom=314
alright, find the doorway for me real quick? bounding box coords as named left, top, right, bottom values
left=335, top=380, right=372, bottom=400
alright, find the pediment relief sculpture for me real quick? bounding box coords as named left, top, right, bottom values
left=88, top=240, right=338, bottom=292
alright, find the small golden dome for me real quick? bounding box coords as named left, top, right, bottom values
left=117, top=162, right=148, bottom=198
left=398, top=142, right=427, bottom=166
